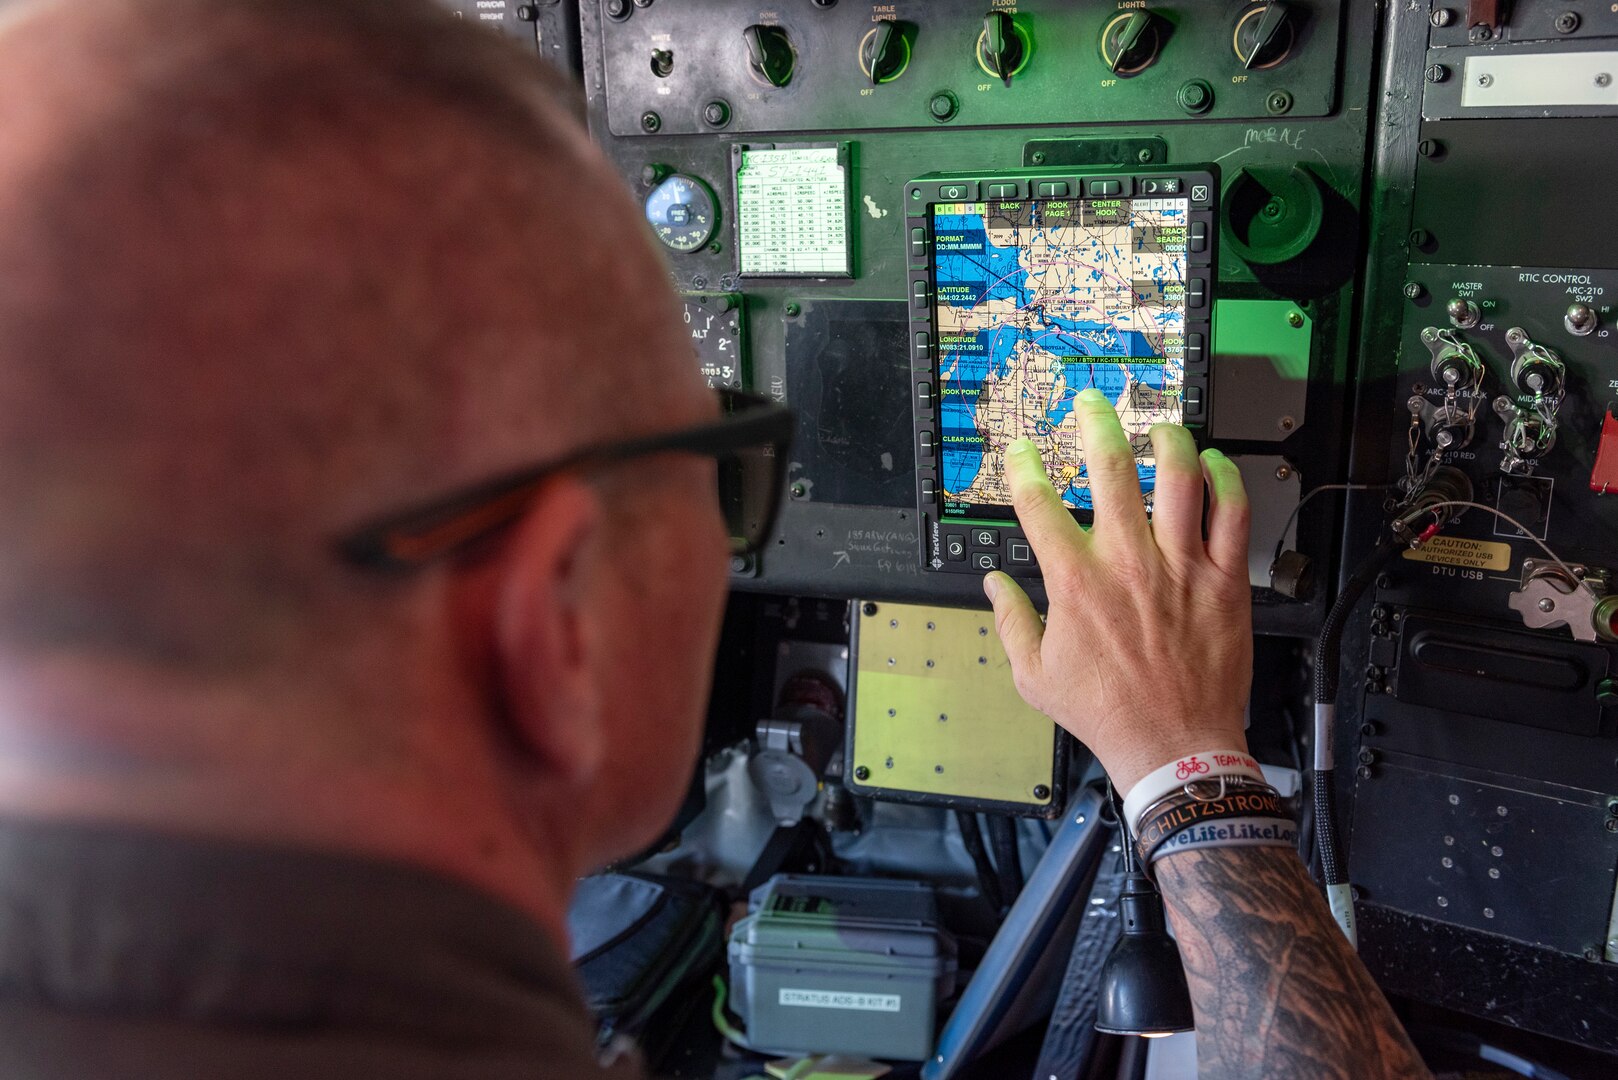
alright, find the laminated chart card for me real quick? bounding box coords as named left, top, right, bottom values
left=732, top=143, right=852, bottom=278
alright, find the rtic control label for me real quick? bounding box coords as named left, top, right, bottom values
left=1402, top=536, right=1511, bottom=572
left=778, top=988, right=901, bottom=1012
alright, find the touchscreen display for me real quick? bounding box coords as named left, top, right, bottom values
left=933, top=195, right=1189, bottom=519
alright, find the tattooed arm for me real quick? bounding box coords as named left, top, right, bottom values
left=986, top=399, right=1430, bottom=1077
left=1156, top=847, right=1430, bottom=1079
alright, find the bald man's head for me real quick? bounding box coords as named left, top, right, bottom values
left=0, top=0, right=707, bottom=670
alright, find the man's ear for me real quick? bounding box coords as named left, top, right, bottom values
left=489, top=476, right=607, bottom=787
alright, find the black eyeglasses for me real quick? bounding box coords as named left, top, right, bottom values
left=339, top=389, right=795, bottom=570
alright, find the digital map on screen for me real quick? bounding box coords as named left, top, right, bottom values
left=933, top=196, right=1189, bottom=513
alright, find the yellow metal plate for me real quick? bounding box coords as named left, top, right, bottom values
left=850, top=600, right=1057, bottom=810
left=1402, top=536, right=1512, bottom=572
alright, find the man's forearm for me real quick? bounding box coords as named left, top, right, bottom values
left=1154, top=846, right=1431, bottom=1080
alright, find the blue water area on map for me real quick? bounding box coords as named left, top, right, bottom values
left=934, top=205, right=1175, bottom=506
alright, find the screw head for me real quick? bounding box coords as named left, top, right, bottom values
left=1361, top=722, right=1379, bottom=736
left=516, top=4, right=539, bottom=20
left=639, top=110, right=661, bottom=132
left=1029, top=150, right=1047, bottom=164
left=1476, top=73, right=1493, bottom=88
left=1418, top=138, right=1442, bottom=157
left=1468, top=24, right=1492, bottom=43
left=1606, top=818, right=1618, bottom=833
left=1426, top=64, right=1449, bottom=83
left=1409, top=228, right=1432, bottom=247
left=701, top=99, right=731, bottom=127
left=1404, top=281, right=1426, bottom=300
left=1265, top=89, right=1293, bottom=116
left=1137, top=148, right=1153, bottom=163
left=790, top=481, right=807, bottom=499
left=1034, top=785, right=1051, bottom=800
left=1585, top=946, right=1602, bottom=962
left=928, top=91, right=959, bottom=122
left=783, top=301, right=801, bottom=318
left=1597, top=73, right=1613, bottom=88
left=1358, top=749, right=1377, bottom=765
left=605, top=0, right=631, bottom=18
left=1431, top=8, right=1454, bottom=27
left=1287, top=310, right=1305, bottom=328
left=854, top=765, right=870, bottom=781
left=862, top=601, right=878, bottom=617
left=1357, top=765, right=1374, bottom=780
left=1276, top=464, right=1292, bottom=480
left=1555, top=12, right=1581, bottom=33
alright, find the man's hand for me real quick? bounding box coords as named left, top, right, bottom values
left=984, top=388, right=1253, bottom=795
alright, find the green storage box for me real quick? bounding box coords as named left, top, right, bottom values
left=727, top=875, right=958, bottom=1062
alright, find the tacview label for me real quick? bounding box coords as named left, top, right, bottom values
left=1402, top=537, right=1512, bottom=572
left=778, top=988, right=902, bottom=1012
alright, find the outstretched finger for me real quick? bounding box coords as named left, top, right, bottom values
left=1073, top=389, right=1149, bottom=541
left=1007, top=438, right=1089, bottom=562
left=1147, top=423, right=1206, bottom=567
left=1201, top=448, right=1251, bottom=578
left=984, top=571, right=1044, bottom=698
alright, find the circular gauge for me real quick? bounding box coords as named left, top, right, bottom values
left=644, top=174, right=717, bottom=254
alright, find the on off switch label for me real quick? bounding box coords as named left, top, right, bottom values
left=1402, top=536, right=1512, bottom=572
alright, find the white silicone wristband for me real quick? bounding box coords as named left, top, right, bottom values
left=1121, top=749, right=1266, bottom=835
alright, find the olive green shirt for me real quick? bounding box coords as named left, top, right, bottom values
left=0, top=819, right=643, bottom=1080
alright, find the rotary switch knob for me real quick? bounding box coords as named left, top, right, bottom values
left=859, top=20, right=912, bottom=85
left=1099, top=11, right=1162, bottom=76
left=1233, top=1, right=1297, bottom=70
left=977, top=11, right=1029, bottom=86
left=743, top=24, right=795, bottom=88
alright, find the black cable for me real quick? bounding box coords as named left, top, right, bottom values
left=1310, top=538, right=1398, bottom=942
left=955, top=809, right=1004, bottom=915
left=985, top=814, right=1024, bottom=908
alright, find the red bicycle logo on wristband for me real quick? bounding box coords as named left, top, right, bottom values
left=1175, top=756, right=1211, bottom=780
